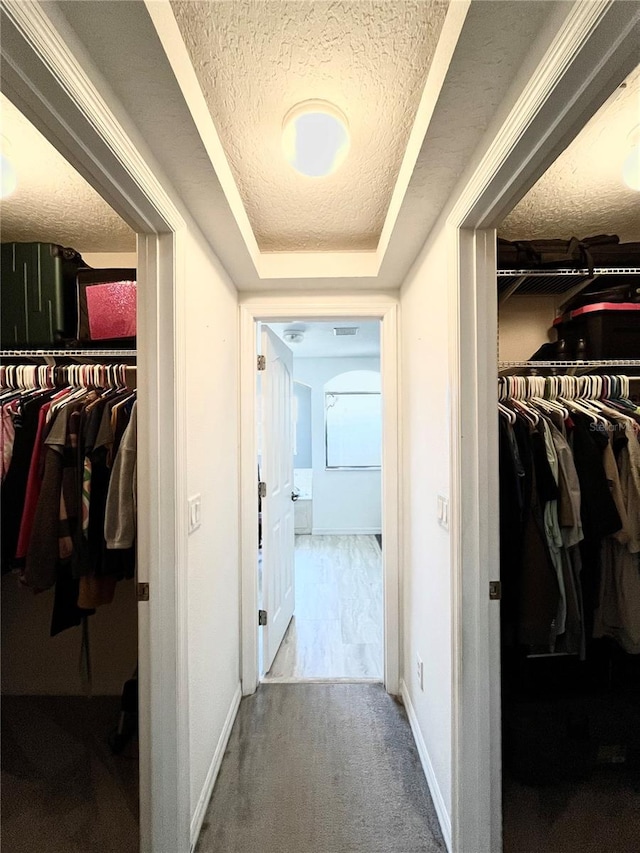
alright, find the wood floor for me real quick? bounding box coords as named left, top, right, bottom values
left=263, top=534, right=383, bottom=681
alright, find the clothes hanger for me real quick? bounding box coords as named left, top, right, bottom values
left=498, top=402, right=516, bottom=424
left=561, top=377, right=609, bottom=427
left=510, top=397, right=539, bottom=426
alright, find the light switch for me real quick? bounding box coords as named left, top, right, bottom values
left=188, top=494, right=202, bottom=534
left=437, top=494, right=449, bottom=531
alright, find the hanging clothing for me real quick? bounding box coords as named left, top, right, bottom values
left=1, top=366, right=136, bottom=635
left=1, top=392, right=52, bottom=573
left=105, top=401, right=137, bottom=550
left=499, top=375, right=640, bottom=658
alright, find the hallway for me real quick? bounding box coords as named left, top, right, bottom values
left=195, top=683, right=446, bottom=853
left=263, top=535, right=383, bottom=681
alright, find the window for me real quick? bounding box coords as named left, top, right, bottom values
left=325, top=392, right=381, bottom=469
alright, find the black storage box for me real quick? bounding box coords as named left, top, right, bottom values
left=553, top=303, right=640, bottom=359
left=1, top=242, right=87, bottom=347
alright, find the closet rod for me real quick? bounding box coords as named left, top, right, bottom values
left=0, top=349, right=137, bottom=358
left=497, top=267, right=640, bottom=277
left=499, top=359, right=640, bottom=369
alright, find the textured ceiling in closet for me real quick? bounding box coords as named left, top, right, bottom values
left=170, top=0, right=449, bottom=252
left=0, top=94, right=136, bottom=254
left=500, top=63, right=640, bottom=243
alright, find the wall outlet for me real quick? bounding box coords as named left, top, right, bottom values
left=416, top=654, right=424, bottom=691
left=188, top=494, right=201, bottom=534
left=437, top=494, right=449, bottom=530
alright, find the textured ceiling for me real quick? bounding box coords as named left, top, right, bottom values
left=500, top=62, right=640, bottom=243
left=0, top=93, right=136, bottom=253
left=170, top=0, right=449, bottom=253
left=267, top=320, right=380, bottom=358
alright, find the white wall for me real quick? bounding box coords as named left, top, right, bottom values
left=1, top=574, right=137, bottom=695
left=81, top=251, right=138, bottom=268
left=183, top=227, right=240, bottom=823
left=499, top=295, right=560, bottom=361
left=293, top=357, right=381, bottom=535
left=400, top=222, right=452, bottom=829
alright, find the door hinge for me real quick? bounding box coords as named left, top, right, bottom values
left=489, top=581, right=501, bottom=601
left=258, top=609, right=267, bottom=626
left=258, top=481, right=267, bottom=498
left=137, top=582, right=150, bottom=602
left=257, top=355, right=266, bottom=371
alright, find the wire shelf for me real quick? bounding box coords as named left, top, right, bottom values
left=497, top=268, right=640, bottom=277
left=0, top=349, right=137, bottom=358
left=500, top=359, right=640, bottom=368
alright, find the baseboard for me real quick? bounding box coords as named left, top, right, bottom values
left=400, top=678, right=452, bottom=853
left=311, top=527, right=382, bottom=535
left=190, top=682, right=242, bottom=851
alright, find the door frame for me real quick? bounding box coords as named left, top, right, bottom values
left=446, top=3, right=640, bottom=852
left=0, top=5, right=191, bottom=852
left=240, top=297, right=400, bottom=695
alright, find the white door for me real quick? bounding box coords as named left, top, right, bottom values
left=261, top=326, right=295, bottom=673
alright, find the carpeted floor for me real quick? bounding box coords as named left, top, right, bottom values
left=1, top=696, right=139, bottom=853
left=195, top=683, right=446, bottom=853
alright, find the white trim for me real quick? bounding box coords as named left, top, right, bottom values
left=311, top=527, right=382, bottom=536
left=144, top=0, right=261, bottom=270
left=240, top=298, right=400, bottom=697
left=257, top=251, right=378, bottom=280
left=145, top=1, right=468, bottom=282
left=2, top=1, right=183, bottom=231
left=447, top=226, right=499, bottom=853
left=400, top=679, right=452, bottom=853
left=375, top=0, right=470, bottom=265
left=0, top=5, right=192, bottom=852
left=449, top=0, right=613, bottom=228
left=189, top=683, right=242, bottom=851
left=443, top=3, right=640, bottom=853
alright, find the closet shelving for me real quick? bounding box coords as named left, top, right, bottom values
left=498, top=267, right=640, bottom=302
left=499, top=359, right=640, bottom=374
left=0, top=349, right=137, bottom=358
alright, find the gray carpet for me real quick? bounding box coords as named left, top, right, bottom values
left=1, top=696, right=139, bottom=853
left=195, top=683, right=446, bottom=853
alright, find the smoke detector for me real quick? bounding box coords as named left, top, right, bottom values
left=333, top=327, right=359, bottom=336
left=283, top=329, right=305, bottom=344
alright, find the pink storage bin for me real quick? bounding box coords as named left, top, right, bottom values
left=84, top=281, right=137, bottom=340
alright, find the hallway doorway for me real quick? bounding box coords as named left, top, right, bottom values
left=258, top=320, right=384, bottom=682
left=239, top=300, right=399, bottom=696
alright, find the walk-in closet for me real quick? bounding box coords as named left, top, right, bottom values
left=497, top=62, right=640, bottom=853
left=1, top=93, right=140, bottom=853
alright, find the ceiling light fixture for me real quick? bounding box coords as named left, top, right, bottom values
left=283, top=329, right=305, bottom=344
left=282, top=100, right=350, bottom=178
left=622, top=125, right=640, bottom=192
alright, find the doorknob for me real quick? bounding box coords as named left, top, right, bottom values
left=291, top=490, right=299, bottom=502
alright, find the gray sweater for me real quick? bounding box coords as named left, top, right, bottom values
left=104, top=401, right=137, bottom=549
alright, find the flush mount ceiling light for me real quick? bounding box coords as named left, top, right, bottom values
left=282, top=100, right=350, bottom=178
left=283, top=329, right=305, bottom=344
